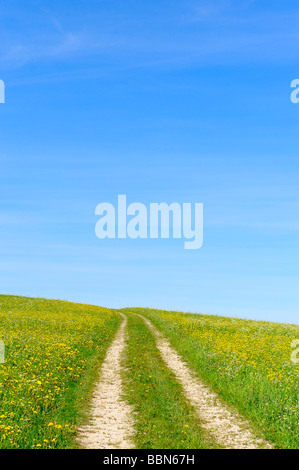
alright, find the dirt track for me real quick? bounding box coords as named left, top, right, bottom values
left=78, top=313, right=134, bottom=449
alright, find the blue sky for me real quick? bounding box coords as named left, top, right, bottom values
left=0, top=0, right=298, bottom=324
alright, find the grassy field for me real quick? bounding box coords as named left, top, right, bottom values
left=0, top=295, right=120, bottom=449
left=130, top=308, right=299, bottom=449
left=0, top=295, right=298, bottom=449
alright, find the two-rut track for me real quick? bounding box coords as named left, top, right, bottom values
left=78, top=312, right=272, bottom=450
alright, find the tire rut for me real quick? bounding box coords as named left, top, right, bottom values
left=78, top=313, right=134, bottom=449
left=139, top=314, right=272, bottom=449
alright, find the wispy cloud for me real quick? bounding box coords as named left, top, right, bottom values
left=1, top=1, right=298, bottom=73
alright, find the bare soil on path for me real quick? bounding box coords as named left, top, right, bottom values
left=140, top=315, right=272, bottom=449
left=78, top=313, right=134, bottom=449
